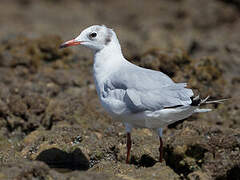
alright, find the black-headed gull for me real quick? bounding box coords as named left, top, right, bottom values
left=60, top=25, right=226, bottom=163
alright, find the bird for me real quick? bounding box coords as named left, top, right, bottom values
left=60, top=25, right=226, bottom=163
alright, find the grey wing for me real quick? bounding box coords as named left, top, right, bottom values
left=110, top=64, right=175, bottom=90
left=106, top=63, right=194, bottom=112
left=124, top=84, right=193, bottom=112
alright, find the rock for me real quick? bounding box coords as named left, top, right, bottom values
left=0, top=1, right=240, bottom=178
left=0, top=34, right=93, bottom=136
left=187, top=170, right=211, bottom=180
left=91, top=161, right=180, bottom=180
left=5, top=94, right=49, bottom=134
left=0, top=160, right=120, bottom=180
left=20, top=126, right=92, bottom=170
left=0, top=134, right=23, bottom=165
left=129, top=163, right=180, bottom=180
left=0, top=160, right=62, bottom=180
left=133, top=49, right=225, bottom=97
left=0, top=35, right=73, bottom=70
left=165, top=121, right=240, bottom=179
left=8, top=95, right=28, bottom=117
left=42, top=96, right=83, bottom=129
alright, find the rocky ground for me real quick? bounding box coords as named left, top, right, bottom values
left=0, top=0, right=240, bottom=179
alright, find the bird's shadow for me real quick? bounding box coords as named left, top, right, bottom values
left=36, top=147, right=89, bottom=171
left=131, top=154, right=157, bottom=168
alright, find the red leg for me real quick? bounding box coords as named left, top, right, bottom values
left=126, top=132, right=132, bottom=164
left=159, top=136, right=163, bottom=162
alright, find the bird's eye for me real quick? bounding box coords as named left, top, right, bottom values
left=89, top=32, right=97, bottom=39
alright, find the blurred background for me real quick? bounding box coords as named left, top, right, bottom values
left=0, top=0, right=240, bottom=179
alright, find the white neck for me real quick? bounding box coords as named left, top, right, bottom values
left=93, top=36, right=125, bottom=97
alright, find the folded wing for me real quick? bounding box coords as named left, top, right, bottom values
left=105, top=63, right=194, bottom=112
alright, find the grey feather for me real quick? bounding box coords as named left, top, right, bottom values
left=104, top=62, right=194, bottom=112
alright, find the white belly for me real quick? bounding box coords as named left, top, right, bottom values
left=122, top=106, right=197, bottom=129
left=101, top=96, right=197, bottom=129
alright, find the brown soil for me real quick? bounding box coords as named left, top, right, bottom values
left=0, top=0, right=240, bottom=179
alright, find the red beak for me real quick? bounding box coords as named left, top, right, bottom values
left=59, top=39, right=82, bottom=49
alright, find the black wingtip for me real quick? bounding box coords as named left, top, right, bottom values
left=190, top=96, right=201, bottom=106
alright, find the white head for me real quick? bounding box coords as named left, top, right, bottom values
left=60, top=25, right=119, bottom=52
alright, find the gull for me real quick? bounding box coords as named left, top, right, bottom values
left=60, top=25, right=226, bottom=163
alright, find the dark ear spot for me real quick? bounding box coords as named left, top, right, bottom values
left=105, top=29, right=113, bottom=45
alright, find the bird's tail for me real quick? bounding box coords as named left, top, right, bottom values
left=191, top=95, right=229, bottom=113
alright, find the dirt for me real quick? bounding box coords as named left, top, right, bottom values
left=0, top=0, right=240, bottom=179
